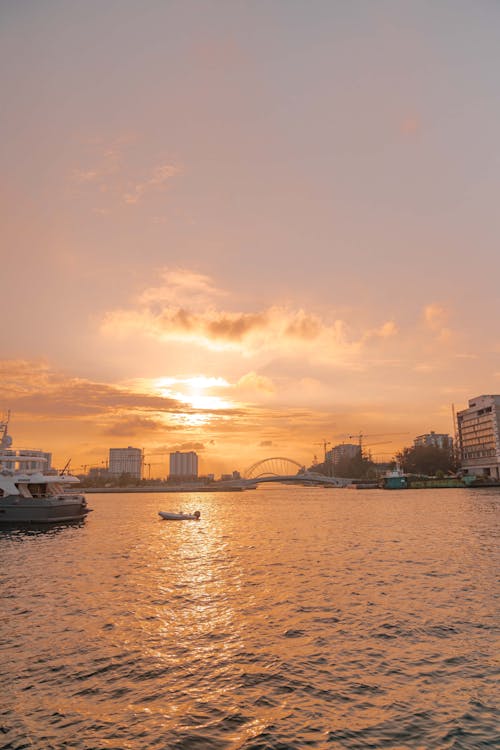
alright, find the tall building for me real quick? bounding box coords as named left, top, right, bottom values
left=457, top=395, right=500, bottom=478
left=325, top=443, right=360, bottom=464
left=169, top=451, right=198, bottom=481
left=109, top=446, right=142, bottom=479
left=414, top=431, right=453, bottom=451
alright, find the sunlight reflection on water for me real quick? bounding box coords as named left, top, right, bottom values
left=0, top=486, right=498, bottom=748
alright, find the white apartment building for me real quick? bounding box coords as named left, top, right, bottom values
left=457, top=395, right=500, bottom=478
left=414, top=431, right=453, bottom=451
left=325, top=443, right=360, bottom=464
left=109, top=446, right=142, bottom=479
left=169, top=451, right=198, bottom=480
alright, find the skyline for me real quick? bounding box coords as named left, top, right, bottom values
left=2, top=1, right=500, bottom=474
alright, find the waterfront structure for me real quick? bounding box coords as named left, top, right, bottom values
left=109, top=446, right=142, bottom=479
left=457, top=395, right=500, bottom=478
left=414, top=431, right=453, bottom=452
left=169, top=451, right=198, bottom=481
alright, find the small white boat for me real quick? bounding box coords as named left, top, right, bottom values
left=158, top=510, right=200, bottom=521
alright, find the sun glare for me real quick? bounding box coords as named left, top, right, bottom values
left=152, top=375, right=232, bottom=411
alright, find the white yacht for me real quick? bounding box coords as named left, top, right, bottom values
left=0, top=413, right=91, bottom=524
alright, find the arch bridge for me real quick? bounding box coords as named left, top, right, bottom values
left=243, top=457, right=349, bottom=487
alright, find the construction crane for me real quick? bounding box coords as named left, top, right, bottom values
left=347, top=432, right=409, bottom=454
left=313, top=439, right=331, bottom=462
left=141, top=452, right=156, bottom=480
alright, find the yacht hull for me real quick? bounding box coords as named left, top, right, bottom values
left=0, top=496, right=90, bottom=524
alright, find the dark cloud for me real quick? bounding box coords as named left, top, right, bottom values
left=205, top=312, right=268, bottom=340
left=0, top=360, right=244, bottom=419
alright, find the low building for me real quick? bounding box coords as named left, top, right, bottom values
left=109, top=446, right=142, bottom=479
left=457, top=395, right=500, bottom=478
left=169, top=451, right=198, bottom=481
left=88, top=467, right=109, bottom=479
left=414, top=431, right=453, bottom=452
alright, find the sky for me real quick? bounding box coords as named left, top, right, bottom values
left=1, top=0, right=500, bottom=476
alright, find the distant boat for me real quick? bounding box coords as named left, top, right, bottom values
left=158, top=510, right=201, bottom=521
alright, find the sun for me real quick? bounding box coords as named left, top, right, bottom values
left=153, top=375, right=232, bottom=411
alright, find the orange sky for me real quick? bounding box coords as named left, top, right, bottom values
left=2, top=2, right=500, bottom=475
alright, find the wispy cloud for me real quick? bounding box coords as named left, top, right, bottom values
left=423, top=303, right=452, bottom=341
left=123, top=163, right=183, bottom=204
left=102, top=416, right=164, bottom=436
left=71, top=138, right=182, bottom=210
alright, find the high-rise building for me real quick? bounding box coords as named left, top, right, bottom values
left=109, top=446, right=142, bottom=479
left=414, top=431, right=453, bottom=451
left=169, top=451, right=198, bottom=481
left=457, top=395, right=500, bottom=478
left=325, top=443, right=360, bottom=464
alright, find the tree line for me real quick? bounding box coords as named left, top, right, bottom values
left=310, top=445, right=457, bottom=479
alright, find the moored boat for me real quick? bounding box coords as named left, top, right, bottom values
left=0, top=413, right=91, bottom=524
left=0, top=472, right=91, bottom=524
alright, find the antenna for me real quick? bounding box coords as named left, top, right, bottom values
left=0, top=410, right=12, bottom=450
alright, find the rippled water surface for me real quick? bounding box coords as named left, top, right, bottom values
left=1, top=486, right=498, bottom=749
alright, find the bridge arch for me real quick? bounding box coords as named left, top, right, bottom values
left=244, top=457, right=304, bottom=479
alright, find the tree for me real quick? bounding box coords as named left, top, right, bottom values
left=396, top=445, right=457, bottom=476
left=310, top=453, right=376, bottom=479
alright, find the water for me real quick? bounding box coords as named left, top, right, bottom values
left=0, top=486, right=498, bottom=749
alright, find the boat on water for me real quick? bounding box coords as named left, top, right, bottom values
left=158, top=510, right=201, bottom=521
left=0, top=413, right=91, bottom=524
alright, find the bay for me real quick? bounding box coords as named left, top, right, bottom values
left=1, top=486, right=498, bottom=749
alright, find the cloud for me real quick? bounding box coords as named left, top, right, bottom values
left=0, top=359, right=237, bottom=420
left=102, top=303, right=353, bottom=359
left=423, top=303, right=452, bottom=341
left=236, top=372, right=276, bottom=394
left=71, top=136, right=126, bottom=186
left=102, top=416, right=164, bottom=436
left=167, top=441, right=206, bottom=452
left=71, top=138, right=182, bottom=210
left=72, top=169, right=100, bottom=183
left=138, top=268, right=224, bottom=308
left=98, top=270, right=469, bottom=424
left=101, top=268, right=392, bottom=365
left=123, top=162, right=183, bottom=204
